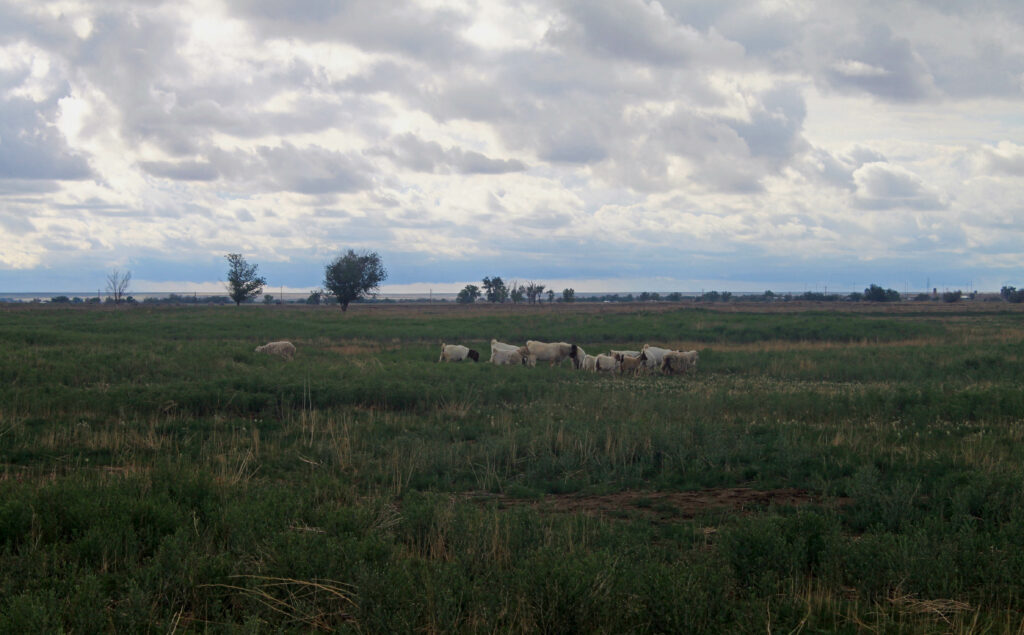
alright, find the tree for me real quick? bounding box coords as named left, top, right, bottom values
left=306, top=290, right=324, bottom=305
left=510, top=283, right=525, bottom=304
left=562, top=288, right=575, bottom=303
left=457, top=284, right=481, bottom=304
left=546, top=289, right=555, bottom=304
left=106, top=269, right=131, bottom=304
left=525, top=282, right=545, bottom=304
left=1001, top=286, right=1024, bottom=303
left=323, top=249, right=387, bottom=311
left=482, top=276, right=508, bottom=303
left=507, top=280, right=521, bottom=304
left=225, top=254, right=267, bottom=306
left=863, top=284, right=900, bottom=302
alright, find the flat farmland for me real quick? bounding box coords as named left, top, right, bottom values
left=3, top=301, right=1024, bottom=632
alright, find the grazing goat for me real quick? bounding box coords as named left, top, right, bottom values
left=615, top=352, right=645, bottom=375
left=254, top=340, right=296, bottom=360
left=525, top=340, right=575, bottom=366
left=490, top=339, right=521, bottom=362
left=610, top=349, right=641, bottom=359
left=570, top=345, right=587, bottom=369
left=595, top=353, right=620, bottom=372
left=439, top=343, right=480, bottom=362
left=491, top=347, right=534, bottom=366
left=661, top=350, right=698, bottom=375
left=641, top=345, right=672, bottom=369
left=580, top=354, right=599, bottom=372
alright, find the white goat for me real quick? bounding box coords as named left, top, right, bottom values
left=255, top=340, right=296, bottom=360
left=439, top=343, right=480, bottom=362
left=491, top=347, right=535, bottom=366
left=595, top=353, right=620, bottom=372
left=490, top=339, right=521, bottom=362
left=661, top=350, right=699, bottom=375
left=641, top=345, right=673, bottom=369
left=610, top=349, right=641, bottom=359
left=570, top=345, right=587, bottom=369
left=525, top=340, right=575, bottom=366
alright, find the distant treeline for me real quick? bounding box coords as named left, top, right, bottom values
left=5, top=284, right=1015, bottom=306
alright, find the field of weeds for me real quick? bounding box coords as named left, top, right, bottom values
left=2, top=301, right=1024, bottom=632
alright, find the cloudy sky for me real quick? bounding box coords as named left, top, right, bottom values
left=2, top=0, right=1023, bottom=295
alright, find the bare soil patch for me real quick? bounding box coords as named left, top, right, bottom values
left=468, top=487, right=848, bottom=521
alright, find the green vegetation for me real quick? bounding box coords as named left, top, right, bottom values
left=2, top=302, right=1024, bottom=631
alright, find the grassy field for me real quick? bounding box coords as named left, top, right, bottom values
left=2, top=301, right=1024, bottom=632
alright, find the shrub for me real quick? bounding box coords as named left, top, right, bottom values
left=863, top=284, right=900, bottom=302
left=1000, top=286, right=1024, bottom=303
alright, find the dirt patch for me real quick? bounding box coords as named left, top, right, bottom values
left=467, top=487, right=848, bottom=521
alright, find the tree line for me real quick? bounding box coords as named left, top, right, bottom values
left=35, top=258, right=1023, bottom=307
left=457, top=277, right=576, bottom=304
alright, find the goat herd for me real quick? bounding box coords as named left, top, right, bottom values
left=440, top=340, right=699, bottom=376
left=251, top=338, right=698, bottom=376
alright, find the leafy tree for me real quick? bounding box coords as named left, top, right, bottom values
left=262, top=294, right=274, bottom=304
left=106, top=269, right=132, bottom=304
left=457, top=284, right=481, bottom=304
left=942, top=290, right=962, bottom=303
left=863, top=284, right=900, bottom=302
left=225, top=254, right=267, bottom=306
left=306, top=290, right=323, bottom=305
left=562, top=288, right=575, bottom=303
left=323, top=249, right=387, bottom=311
left=1001, top=286, right=1024, bottom=303
left=546, top=289, right=555, bottom=304
left=700, top=291, right=731, bottom=302
left=482, top=276, right=508, bottom=303
left=50, top=295, right=70, bottom=303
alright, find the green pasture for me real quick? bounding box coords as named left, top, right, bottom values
left=2, top=302, right=1024, bottom=632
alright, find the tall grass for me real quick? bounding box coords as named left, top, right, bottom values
left=2, top=302, right=1024, bottom=631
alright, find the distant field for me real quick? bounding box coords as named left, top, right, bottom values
left=2, top=302, right=1024, bottom=632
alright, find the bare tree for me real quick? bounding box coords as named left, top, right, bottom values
left=106, top=269, right=131, bottom=304
left=525, top=282, right=545, bottom=304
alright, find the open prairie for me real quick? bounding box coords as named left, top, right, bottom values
left=2, top=301, right=1024, bottom=632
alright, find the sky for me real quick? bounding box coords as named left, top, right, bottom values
left=1, top=0, right=1023, bottom=295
